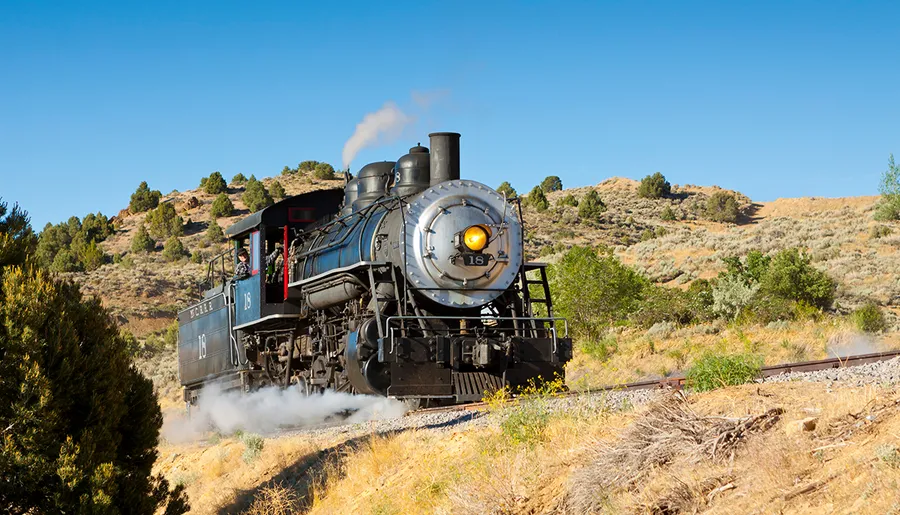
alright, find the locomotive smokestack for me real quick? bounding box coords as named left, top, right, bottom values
left=428, top=132, right=460, bottom=186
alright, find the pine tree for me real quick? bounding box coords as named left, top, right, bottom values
left=162, top=236, right=185, bottom=262
left=129, top=182, right=162, bottom=213
left=210, top=194, right=235, bottom=218
left=270, top=180, right=286, bottom=200
left=131, top=223, right=155, bottom=253
left=578, top=190, right=606, bottom=221
left=0, top=204, right=188, bottom=514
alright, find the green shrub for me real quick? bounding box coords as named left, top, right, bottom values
left=162, top=236, right=185, bottom=262
left=686, top=352, right=763, bottom=392
left=129, top=181, right=162, bottom=213
left=851, top=303, right=887, bottom=333
left=661, top=206, right=677, bottom=221
left=632, top=284, right=712, bottom=328
left=269, top=180, right=286, bottom=200
left=203, top=171, right=227, bottom=195
left=501, top=401, right=551, bottom=446
left=206, top=221, right=226, bottom=243
left=577, top=190, right=606, bottom=221
left=0, top=205, right=188, bottom=514
left=527, top=186, right=549, bottom=211
left=240, top=433, right=265, bottom=463
left=297, top=160, right=319, bottom=173
left=638, top=172, right=671, bottom=199
left=190, top=251, right=202, bottom=264
left=50, top=248, right=80, bottom=272
left=721, top=250, right=771, bottom=285
left=80, top=240, right=105, bottom=271
left=540, top=175, right=563, bottom=192
left=760, top=248, right=835, bottom=309
left=210, top=193, right=235, bottom=218
left=496, top=181, right=517, bottom=198
left=740, top=292, right=796, bottom=324
left=281, top=165, right=294, bottom=176
left=712, top=274, right=759, bottom=320
left=242, top=178, right=273, bottom=212
left=874, top=154, right=900, bottom=221
left=578, top=336, right=619, bottom=362
left=131, top=223, right=155, bottom=253
left=706, top=191, right=740, bottom=223
left=548, top=246, right=648, bottom=340
left=231, top=173, right=247, bottom=185
left=558, top=194, right=578, bottom=207
left=313, top=163, right=336, bottom=180
left=0, top=200, right=37, bottom=266
left=146, top=202, right=184, bottom=239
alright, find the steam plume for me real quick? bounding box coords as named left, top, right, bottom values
left=342, top=101, right=413, bottom=169
left=162, top=384, right=408, bottom=442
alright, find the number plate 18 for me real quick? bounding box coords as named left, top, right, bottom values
left=461, top=253, right=491, bottom=266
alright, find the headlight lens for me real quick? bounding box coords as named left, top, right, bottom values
left=463, top=225, right=490, bottom=251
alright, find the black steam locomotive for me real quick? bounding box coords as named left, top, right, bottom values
left=177, top=132, right=572, bottom=407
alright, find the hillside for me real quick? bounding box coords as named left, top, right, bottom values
left=71, top=173, right=898, bottom=341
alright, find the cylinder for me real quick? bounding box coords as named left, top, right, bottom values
left=429, top=132, right=460, bottom=186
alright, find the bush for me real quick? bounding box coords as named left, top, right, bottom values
left=190, top=251, right=202, bottom=264
left=874, top=154, right=900, bottom=221
left=578, top=190, right=606, bottom=221
left=578, top=336, right=619, bottom=362
left=313, top=163, right=336, bottom=180
left=638, top=172, right=671, bottom=199
left=686, top=352, right=763, bottom=392
left=548, top=246, right=649, bottom=340
left=496, top=181, right=517, bottom=198
left=210, top=193, right=234, bottom=218
left=162, top=236, right=185, bottom=262
left=632, top=284, right=713, bottom=328
left=269, top=180, right=286, bottom=200
left=129, top=181, right=162, bottom=213
left=231, top=173, right=247, bottom=185
left=527, top=186, right=549, bottom=211
left=50, top=248, right=79, bottom=272
left=203, top=171, right=227, bottom=195
left=0, top=206, right=188, bottom=514
left=558, top=194, right=578, bottom=207
left=146, top=202, right=184, bottom=239
left=851, top=303, right=887, bottom=333
left=661, top=206, right=677, bottom=221
left=540, top=176, right=563, bottom=192
left=206, top=221, right=226, bottom=243
left=80, top=240, right=105, bottom=271
left=712, top=274, right=759, bottom=320
left=242, top=178, right=273, bottom=212
left=131, top=223, right=155, bottom=253
left=240, top=433, right=265, bottom=463
left=760, top=248, right=835, bottom=309
left=297, top=160, right=319, bottom=173
left=706, top=191, right=740, bottom=223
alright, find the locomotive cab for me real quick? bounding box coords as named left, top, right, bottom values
left=177, top=189, right=344, bottom=402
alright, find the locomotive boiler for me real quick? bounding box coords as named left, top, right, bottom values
left=177, top=132, right=572, bottom=406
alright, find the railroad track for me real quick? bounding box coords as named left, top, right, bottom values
left=406, top=350, right=900, bottom=417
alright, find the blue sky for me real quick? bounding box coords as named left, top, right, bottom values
left=1, top=1, right=898, bottom=229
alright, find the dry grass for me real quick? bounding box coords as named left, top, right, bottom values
left=566, top=319, right=900, bottom=390
left=297, top=382, right=900, bottom=515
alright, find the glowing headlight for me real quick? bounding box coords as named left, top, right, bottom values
left=462, top=225, right=491, bottom=252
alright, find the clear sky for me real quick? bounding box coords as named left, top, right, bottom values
left=2, top=1, right=898, bottom=229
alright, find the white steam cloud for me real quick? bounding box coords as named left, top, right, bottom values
left=163, top=384, right=408, bottom=443
left=342, top=101, right=414, bottom=170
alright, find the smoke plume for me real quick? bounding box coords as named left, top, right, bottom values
left=342, top=101, right=413, bottom=169
left=162, top=384, right=408, bottom=443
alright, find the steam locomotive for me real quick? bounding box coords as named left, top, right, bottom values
left=177, top=132, right=572, bottom=407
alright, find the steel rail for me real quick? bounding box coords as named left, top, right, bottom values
left=404, top=349, right=900, bottom=417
